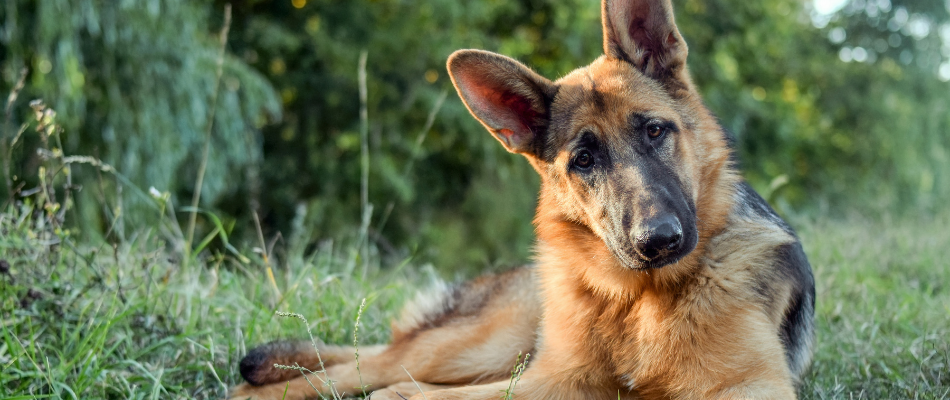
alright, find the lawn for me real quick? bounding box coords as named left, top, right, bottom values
left=799, top=213, right=950, bottom=399
left=1, top=204, right=948, bottom=399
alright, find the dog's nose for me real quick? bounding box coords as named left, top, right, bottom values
left=633, top=215, right=683, bottom=260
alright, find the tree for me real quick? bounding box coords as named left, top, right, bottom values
left=1, top=0, right=280, bottom=238
left=3, top=0, right=948, bottom=269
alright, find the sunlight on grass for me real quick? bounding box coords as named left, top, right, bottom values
left=799, top=214, right=950, bottom=399
left=3, top=207, right=948, bottom=398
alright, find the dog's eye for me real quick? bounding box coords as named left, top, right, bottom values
left=646, top=123, right=666, bottom=139
left=573, top=150, right=594, bottom=170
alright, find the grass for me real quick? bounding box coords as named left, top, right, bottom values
left=3, top=202, right=948, bottom=399
left=0, top=89, right=947, bottom=400
left=800, top=213, right=950, bottom=399
left=0, top=197, right=423, bottom=399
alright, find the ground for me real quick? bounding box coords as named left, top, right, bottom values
left=1, top=207, right=948, bottom=399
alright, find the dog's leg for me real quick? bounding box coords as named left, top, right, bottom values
left=379, top=267, right=541, bottom=386
left=238, top=340, right=386, bottom=386
left=229, top=306, right=538, bottom=400
left=401, top=376, right=624, bottom=400
left=227, top=375, right=331, bottom=400
left=229, top=268, right=541, bottom=400
left=229, top=353, right=416, bottom=400
left=368, top=382, right=460, bottom=400
left=229, top=346, right=419, bottom=400
left=310, top=269, right=542, bottom=394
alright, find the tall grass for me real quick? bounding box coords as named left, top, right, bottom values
left=4, top=186, right=947, bottom=399
left=0, top=203, right=420, bottom=399
left=1, top=83, right=946, bottom=400
left=0, top=87, right=422, bottom=399
left=185, top=4, right=233, bottom=262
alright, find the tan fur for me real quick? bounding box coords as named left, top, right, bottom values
left=228, top=1, right=813, bottom=399
left=229, top=269, right=542, bottom=400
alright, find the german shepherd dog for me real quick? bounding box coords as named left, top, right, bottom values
left=228, top=0, right=815, bottom=398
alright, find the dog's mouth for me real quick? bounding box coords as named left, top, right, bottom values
left=612, top=248, right=682, bottom=270
left=606, top=231, right=697, bottom=271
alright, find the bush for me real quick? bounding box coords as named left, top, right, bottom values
left=2, top=0, right=948, bottom=269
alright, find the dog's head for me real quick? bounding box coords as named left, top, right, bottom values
left=447, top=0, right=733, bottom=272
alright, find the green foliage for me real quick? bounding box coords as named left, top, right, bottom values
left=677, top=0, right=950, bottom=212
left=0, top=131, right=416, bottom=398
left=223, top=0, right=605, bottom=269
left=1, top=0, right=280, bottom=235
left=0, top=201, right=417, bottom=399
left=2, top=194, right=948, bottom=398
left=230, top=0, right=950, bottom=268
left=2, top=0, right=949, bottom=269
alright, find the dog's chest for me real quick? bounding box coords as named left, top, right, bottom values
left=596, top=276, right=756, bottom=395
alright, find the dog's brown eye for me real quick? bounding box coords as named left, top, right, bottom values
left=573, top=150, right=594, bottom=169
left=647, top=123, right=665, bottom=139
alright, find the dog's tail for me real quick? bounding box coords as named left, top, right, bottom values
left=239, top=340, right=385, bottom=386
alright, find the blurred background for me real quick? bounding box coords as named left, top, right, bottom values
left=2, top=0, right=948, bottom=272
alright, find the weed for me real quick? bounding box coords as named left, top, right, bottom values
left=354, top=298, right=369, bottom=397
left=399, top=366, right=429, bottom=400
left=273, top=311, right=341, bottom=400
left=502, top=352, right=530, bottom=400
left=186, top=4, right=233, bottom=261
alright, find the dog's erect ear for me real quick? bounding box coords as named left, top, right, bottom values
left=602, top=0, right=688, bottom=80
left=447, top=50, right=556, bottom=156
